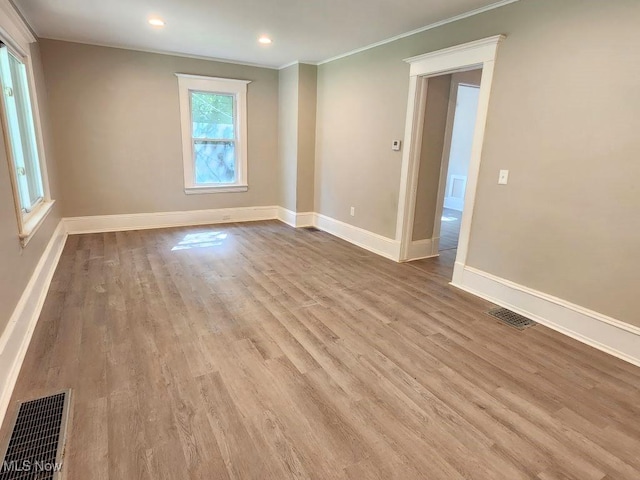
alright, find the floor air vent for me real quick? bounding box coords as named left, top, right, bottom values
left=303, top=226, right=320, bottom=232
left=486, top=307, right=536, bottom=330
left=0, top=391, right=71, bottom=480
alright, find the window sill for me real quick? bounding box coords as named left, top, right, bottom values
left=19, top=200, right=55, bottom=247
left=184, top=185, right=248, bottom=195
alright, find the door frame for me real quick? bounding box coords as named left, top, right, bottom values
left=395, top=35, right=504, bottom=285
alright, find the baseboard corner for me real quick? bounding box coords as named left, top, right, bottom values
left=276, top=208, right=315, bottom=228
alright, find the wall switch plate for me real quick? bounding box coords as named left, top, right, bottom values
left=498, top=170, right=509, bottom=185
left=392, top=140, right=401, bottom=151
left=350, top=207, right=355, bottom=216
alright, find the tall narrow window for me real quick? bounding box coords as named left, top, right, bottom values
left=0, top=42, right=52, bottom=244
left=0, top=44, right=43, bottom=212
left=177, top=74, right=250, bottom=194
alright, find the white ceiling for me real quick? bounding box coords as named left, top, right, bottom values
left=14, top=0, right=508, bottom=68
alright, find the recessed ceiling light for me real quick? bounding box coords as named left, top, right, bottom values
left=258, top=36, right=272, bottom=45
left=148, top=18, right=165, bottom=27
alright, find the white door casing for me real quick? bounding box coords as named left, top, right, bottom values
left=396, top=35, right=504, bottom=286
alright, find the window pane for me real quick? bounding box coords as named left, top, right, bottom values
left=0, top=46, right=44, bottom=212
left=191, top=92, right=234, bottom=139
left=194, top=140, right=236, bottom=184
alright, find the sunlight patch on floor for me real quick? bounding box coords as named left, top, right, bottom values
left=172, top=231, right=228, bottom=251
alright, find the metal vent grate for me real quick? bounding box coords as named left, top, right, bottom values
left=486, top=307, right=536, bottom=330
left=0, top=391, right=70, bottom=480
left=303, top=226, right=320, bottom=232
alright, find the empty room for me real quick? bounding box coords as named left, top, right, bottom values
left=0, top=0, right=638, bottom=478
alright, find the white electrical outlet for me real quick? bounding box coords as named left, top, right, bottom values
left=350, top=207, right=355, bottom=216
left=498, top=170, right=509, bottom=185
left=392, top=140, right=402, bottom=151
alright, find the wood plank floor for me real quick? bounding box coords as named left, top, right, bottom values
left=2, top=221, right=640, bottom=479
left=439, top=207, right=462, bottom=252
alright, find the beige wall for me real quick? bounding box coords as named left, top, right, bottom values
left=315, top=0, right=640, bottom=327
left=315, top=43, right=408, bottom=237
left=412, top=74, right=451, bottom=241
left=0, top=42, right=61, bottom=332
left=39, top=39, right=279, bottom=217
left=278, top=64, right=299, bottom=212
left=278, top=63, right=317, bottom=213
left=296, top=64, right=317, bottom=213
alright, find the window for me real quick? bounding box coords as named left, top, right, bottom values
left=176, top=74, right=250, bottom=194
left=0, top=42, right=52, bottom=244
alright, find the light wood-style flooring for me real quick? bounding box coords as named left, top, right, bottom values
left=2, top=221, right=640, bottom=479
left=439, top=207, right=462, bottom=251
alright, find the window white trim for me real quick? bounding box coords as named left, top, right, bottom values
left=176, top=74, right=250, bottom=194
left=0, top=0, right=54, bottom=246
left=19, top=199, right=55, bottom=245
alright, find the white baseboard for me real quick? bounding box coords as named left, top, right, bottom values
left=452, top=265, right=640, bottom=367
left=63, top=206, right=400, bottom=261
left=405, top=238, right=438, bottom=261
left=64, top=206, right=279, bottom=234
left=278, top=209, right=399, bottom=260
left=313, top=213, right=400, bottom=261
left=65, top=206, right=399, bottom=262
left=277, top=208, right=315, bottom=228
left=64, top=205, right=402, bottom=262
left=0, top=220, right=68, bottom=428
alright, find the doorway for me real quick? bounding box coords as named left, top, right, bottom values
left=396, top=35, right=504, bottom=286
left=403, top=69, right=481, bottom=261
left=438, top=80, right=481, bottom=253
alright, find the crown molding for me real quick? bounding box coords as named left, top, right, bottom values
left=40, top=36, right=281, bottom=70
left=317, top=0, right=519, bottom=66
left=278, top=61, right=300, bottom=70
